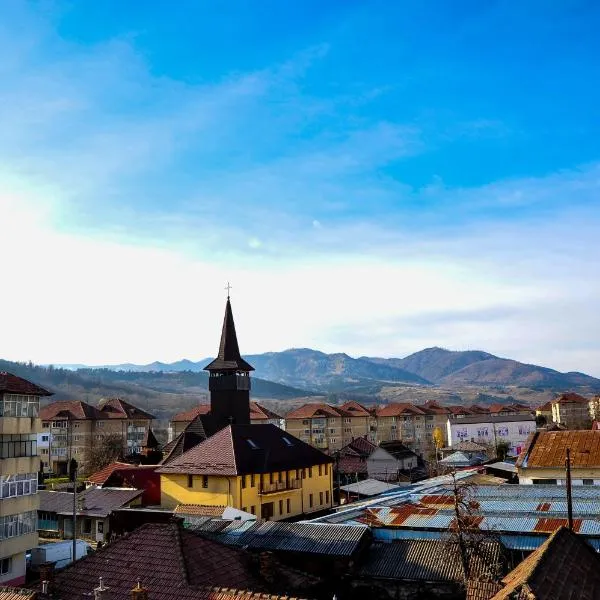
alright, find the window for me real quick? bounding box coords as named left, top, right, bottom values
left=202, top=476, right=209, bottom=488
left=279, top=500, right=283, bottom=514
left=286, top=499, right=291, bottom=513
left=41, top=448, right=49, bottom=455
left=0, top=394, right=40, bottom=418
left=82, top=519, right=92, bottom=535
left=250, top=474, right=255, bottom=487
left=250, top=506, right=256, bottom=515
left=324, top=464, right=328, bottom=476
left=42, top=422, right=49, bottom=428
left=309, top=467, right=313, bottom=478
left=242, top=475, right=247, bottom=489
left=583, top=479, right=594, bottom=486
left=325, top=490, right=329, bottom=504
left=246, top=439, right=259, bottom=450
left=309, top=493, right=313, bottom=508
left=318, top=465, right=322, bottom=476
left=329, top=428, right=335, bottom=434
left=0, top=473, right=38, bottom=499
left=242, top=506, right=247, bottom=513
left=0, top=558, right=11, bottom=575
left=41, top=435, right=49, bottom=442
left=302, top=469, right=306, bottom=479
left=187, top=475, right=194, bottom=488
left=97, top=421, right=105, bottom=428
left=295, top=469, right=300, bottom=480
left=0, top=434, right=37, bottom=459
left=319, top=492, right=323, bottom=505
left=269, top=472, right=274, bottom=484
left=532, top=479, right=557, bottom=485
left=97, top=521, right=104, bottom=534
left=0, top=510, right=37, bottom=540
left=278, top=472, right=283, bottom=483
left=52, top=421, right=68, bottom=428
left=283, top=437, right=293, bottom=447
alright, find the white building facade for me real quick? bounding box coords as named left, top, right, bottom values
left=446, top=414, right=536, bottom=456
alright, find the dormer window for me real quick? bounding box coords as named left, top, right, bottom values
left=246, top=439, right=259, bottom=450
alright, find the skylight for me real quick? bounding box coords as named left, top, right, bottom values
left=246, top=439, right=259, bottom=450
left=282, top=437, right=293, bottom=447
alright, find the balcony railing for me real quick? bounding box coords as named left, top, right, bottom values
left=259, top=479, right=301, bottom=495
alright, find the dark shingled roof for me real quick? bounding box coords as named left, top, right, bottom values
left=157, top=424, right=332, bottom=476
left=0, top=372, right=52, bottom=396
left=40, top=522, right=279, bottom=600
left=204, top=298, right=254, bottom=372
left=490, top=527, right=600, bottom=600
left=161, top=413, right=214, bottom=465
left=39, top=487, right=143, bottom=517
left=360, top=539, right=504, bottom=583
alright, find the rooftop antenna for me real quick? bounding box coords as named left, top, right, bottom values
left=566, top=447, right=573, bottom=531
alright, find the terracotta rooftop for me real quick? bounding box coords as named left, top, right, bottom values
left=553, top=392, right=589, bottom=405
left=0, top=588, right=36, bottom=600
left=0, top=372, right=52, bottom=396
left=339, top=400, right=373, bottom=416
left=249, top=402, right=283, bottom=421
left=161, top=413, right=214, bottom=465
left=40, top=400, right=102, bottom=420
left=172, top=405, right=211, bottom=422
left=40, top=522, right=279, bottom=600
left=157, top=424, right=332, bottom=476
left=86, top=462, right=135, bottom=485
left=285, top=403, right=348, bottom=419
left=536, top=401, right=553, bottom=411
left=376, top=403, right=427, bottom=417
left=518, top=430, right=600, bottom=469
left=98, top=397, right=155, bottom=420
left=490, top=527, right=600, bottom=600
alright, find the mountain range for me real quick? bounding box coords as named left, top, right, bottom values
left=60, top=346, right=600, bottom=392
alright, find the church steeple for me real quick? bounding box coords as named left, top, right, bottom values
left=204, top=292, right=253, bottom=430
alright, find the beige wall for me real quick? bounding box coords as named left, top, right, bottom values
left=520, top=466, right=600, bottom=484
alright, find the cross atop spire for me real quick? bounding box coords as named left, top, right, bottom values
left=225, top=281, right=232, bottom=299
left=203, top=296, right=254, bottom=372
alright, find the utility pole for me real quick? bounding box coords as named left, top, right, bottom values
left=69, top=458, right=78, bottom=563
left=565, top=448, right=573, bottom=531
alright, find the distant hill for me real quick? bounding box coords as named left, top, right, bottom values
left=0, top=359, right=317, bottom=420
left=67, top=346, right=600, bottom=393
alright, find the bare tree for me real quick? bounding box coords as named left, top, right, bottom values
left=444, top=470, right=507, bottom=587
left=84, top=434, right=126, bottom=475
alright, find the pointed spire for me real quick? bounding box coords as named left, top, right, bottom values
left=204, top=297, right=254, bottom=372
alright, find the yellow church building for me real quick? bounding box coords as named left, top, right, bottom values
left=157, top=293, right=333, bottom=519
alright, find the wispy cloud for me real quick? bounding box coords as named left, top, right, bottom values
left=1, top=4, right=599, bottom=377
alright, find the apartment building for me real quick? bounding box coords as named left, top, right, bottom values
left=40, top=398, right=154, bottom=476
left=551, top=392, right=591, bottom=429
left=285, top=404, right=345, bottom=451
left=167, top=402, right=284, bottom=443
left=1, top=372, right=52, bottom=586
left=375, top=404, right=435, bottom=457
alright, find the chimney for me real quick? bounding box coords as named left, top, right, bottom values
left=39, top=562, right=55, bottom=592
left=94, top=577, right=110, bottom=600
left=131, top=580, right=148, bottom=600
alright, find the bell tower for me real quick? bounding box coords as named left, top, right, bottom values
left=204, top=289, right=253, bottom=430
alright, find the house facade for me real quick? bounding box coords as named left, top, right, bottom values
left=517, top=430, right=600, bottom=485
left=551, top=392, right=591, bottom=429
left=40, top=399, right=155, bottom=475
left=446, top=413, right=536, bottom=456
left=0, top=372, right=52, bottom=586
left=367, top=442, right=419, bottom=482
left=158, top=424, right=333, bottom=519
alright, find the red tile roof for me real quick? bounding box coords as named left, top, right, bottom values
left=0, top=372, right=52, bottom=396
left=40, top=400, right=102, bottom=420
left=536, top=401, right=553, bottom=411
left=249, top=402, right=283, bottom=421
left=518, top=430, right=600, bottom=469
left=285, top=403, right=348, bottom=419
left=376, top=403, right=427, bottom=417
left=86, top=462, right=134, bottom=485
left=43, top=522, right=277, bottom=600
left=174, top=504, right=226, bottom=517
left=339, top=400, right=372, bottom=416
left=553, top=392, right=589, bottom=404
left=172, top=405, right=212, bottom=422
left=157, top=424, right=332, bottom=476
left=98, top=397, right=155, bottom=420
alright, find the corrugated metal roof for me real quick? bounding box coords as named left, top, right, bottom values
left=340, top=479, right=401, bottom=496
left=359, top=540, right=501, bottom=582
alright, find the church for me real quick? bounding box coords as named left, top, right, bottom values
left=157, top=295, right=333, bottom=520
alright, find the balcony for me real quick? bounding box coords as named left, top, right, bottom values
left=259, top=479, right=301, bottom=495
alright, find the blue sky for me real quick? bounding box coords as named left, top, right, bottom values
left=2, top=1, right=600, bottom=375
